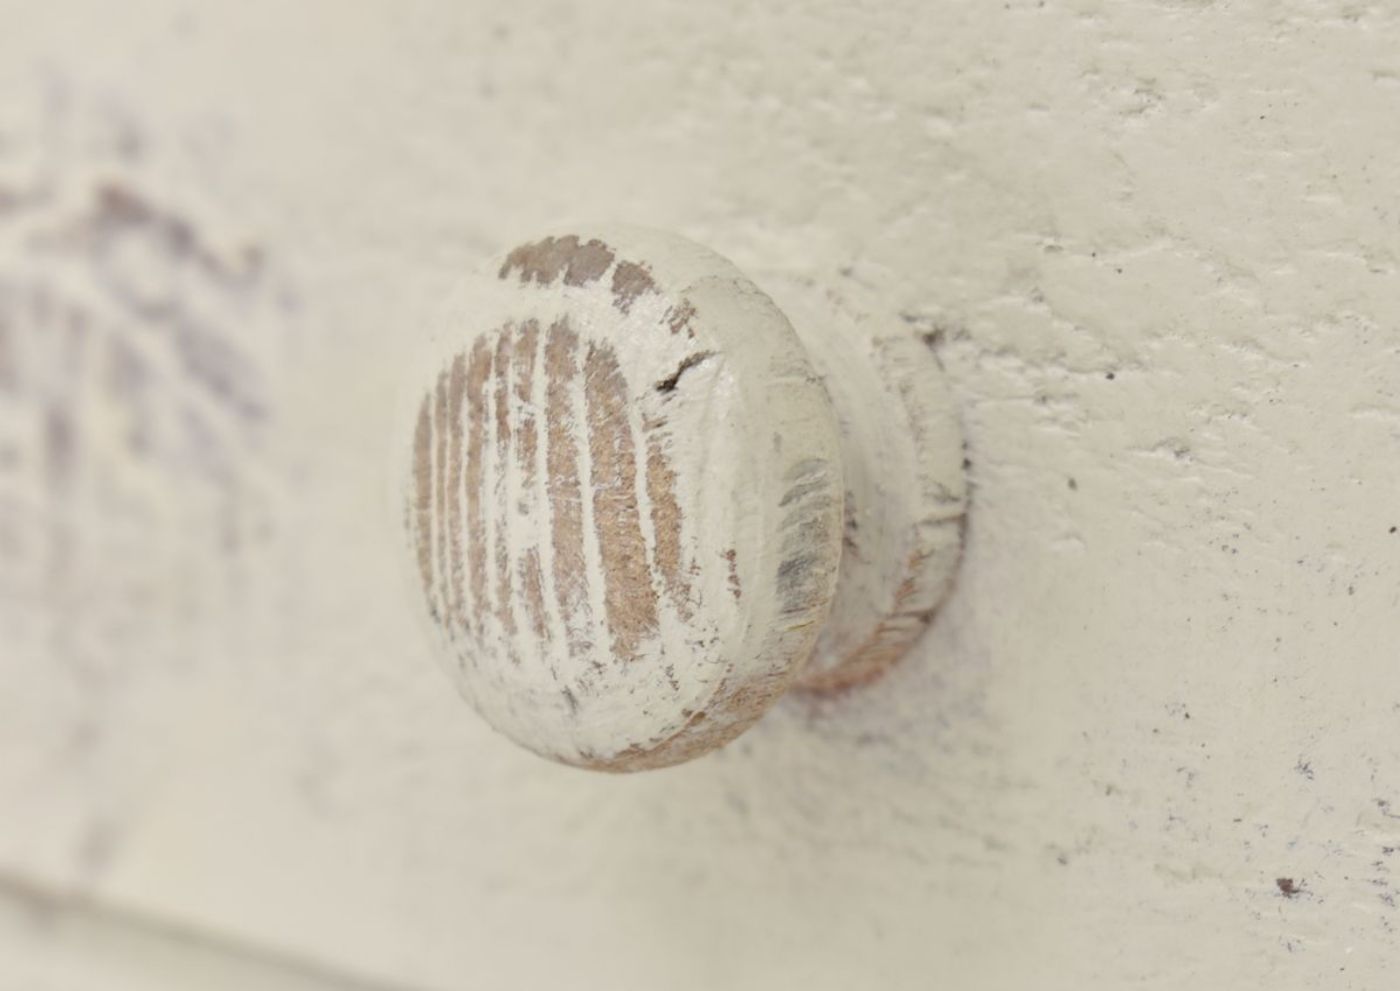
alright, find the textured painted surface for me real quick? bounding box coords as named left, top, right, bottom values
left=4, top=1, right=1400, bottom=989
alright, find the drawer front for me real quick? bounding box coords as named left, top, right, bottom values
left=2, top=2, right=1399, bottom=988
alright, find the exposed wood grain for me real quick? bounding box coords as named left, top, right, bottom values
left=543, top=319, right=589, bottom=654
left=519, top=546, right=548, bottom=640
left=499, top=235, right=615, bottom=287
left=402, top=228, right=850, bottom=771
left=492, top=332, right=516, bottom=638
left=464, top=340, right=493, bottom=632
left=609, top=261, right=654, bottom=314
left=411, top=398, right=436, bottom=620
left=584, top=341, right=659, bottom=662
left=431, top=369, right=450, bottom=631
left=645, top=428, right=693, bottom=618
left=444, top=354, right=467, bottom=633
left=513, top=319, right=539, bottom=489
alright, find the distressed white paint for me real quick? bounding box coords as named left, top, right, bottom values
left=4, top=2, right=1400, bottom=989
left=396, top=228, right=964, bottom=768
left=397, top=227, right=846, bottom=769
left=761, top=273, right=967, bottom=690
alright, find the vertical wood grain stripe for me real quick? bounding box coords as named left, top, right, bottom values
left=519, top=545, right=548, bottom=639
left=445, top=353, right=467, bottom=633
left=412, top=397, right=436, bottom=619
left=432, top=368, right=449, bottom=627
left=545, top=319, right=588, bottom=653
left=584, top=341, right=658, bottom=662
left=410, top=305, right=699, bottom=667
left=493, top=331, right=516, bottom=637
left=514, top=319, right=539, bottom=489
left=514, top=320, right=547, bottom=642
left=465, top=339, right=493, bottom=628
left=645, top=429, right=692, bottom=619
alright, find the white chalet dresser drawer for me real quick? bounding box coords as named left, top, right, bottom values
left=2, top=2, right=1400, bottom=989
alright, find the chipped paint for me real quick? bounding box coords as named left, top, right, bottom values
left=402, top=228, right=969, bottom=766
left=757, top=275, right=967, bottom=692
left=400, top=227, right=843, bottom=769
left=583, top=341, right=660, bottom=662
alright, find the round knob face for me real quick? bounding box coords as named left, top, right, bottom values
left=398, top=227, right=842, bottom=770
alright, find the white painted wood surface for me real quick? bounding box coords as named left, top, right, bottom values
left=401, top=227, right=845, bottom=770
left=4, top=2, right=1400, bottom=988
left=397, top=228, right=963, bottom=768
left=763, top=272, right=966, bottom=690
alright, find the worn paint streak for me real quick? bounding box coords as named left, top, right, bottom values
left=664, top=299, right=697, bottom=338
left=645, top=428, right=692, bottom=618
left=610, top=261, right=654, bottom=314
left=584, top=341, right=659, bottom=662
left=561, top=239, right=614, bottom=286
left=724, top=548, right=741, bottom=601
left=499, top=236, right=572, bottom=284
left=432, top=368, right=449, bottom=630
left=493, top=332, right=514, bottom=465
left=493, top=331, right=516, bottom=638
left=774, top=458, right=838, bottom=619
left=445, top=353, right=468, bottom=633
left=544, top=319, right=589, bottom=652
left=464, top=340, right=493, bottom=628
left=412, top=396, right=436, bottom=617
left=499, top=235, right=615, bottom=287
left=499, top=234, right=683, bottom=330
left=514, top=319, right=539, bottom=490
left=519, top=546, right=548, bottom=640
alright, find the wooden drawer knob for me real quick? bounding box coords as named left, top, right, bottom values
left=396, top=227, right=965, bottom=770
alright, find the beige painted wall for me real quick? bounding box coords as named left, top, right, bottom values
left=3, top=1, right=1400, bottom=987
